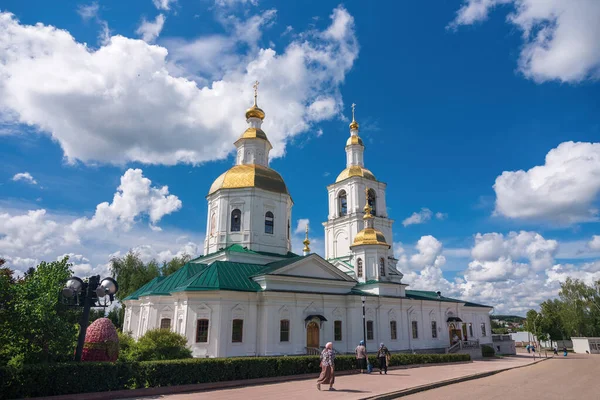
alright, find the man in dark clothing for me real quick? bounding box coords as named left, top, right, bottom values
left=376, top=343, right=390, bottom=374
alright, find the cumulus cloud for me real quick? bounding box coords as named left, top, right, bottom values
left=493, top=142, right=600, bottom=225
left=12, top=172, right=37, bottom=185
left=136, top=14, right=165, bottom=43
left=402, top=208, right=432, bottom=227
left=77, top=2, right=100, bottom=21
left=0, top=169, right=195, bottom=277
left=71, top=168, right=181, bottom=232
left=0, top=6, right=358, bottom=166
left=294, top=218, right=309, bottom=235
left=450, top=0, right=600, bottom=83
left=589, top=235, right=600, bottom=251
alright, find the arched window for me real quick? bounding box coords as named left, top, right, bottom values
left=379, top=257, right=386, bottom=276
left=265, top=211, right=274, bottom=234
left=368, top=189, right=377, bottom=216
left=338, top=190, right=347, bottom=216
left=357, top=258, right=363, bottom=278
left=231, top=209, right=241, bottom=232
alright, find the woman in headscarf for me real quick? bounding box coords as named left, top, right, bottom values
left=317, top=342, right=336, bottom=391
left=355, top=340, right=367, bottom=374
left=376, top=343, right=390, bottom=374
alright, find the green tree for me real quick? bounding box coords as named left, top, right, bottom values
left=0, top=262, right=17, bottom=365
left=8, top=257, right=79, bottom=364
left=107, top=306, right=123, bottom=331
left=558, top=278, right=598, bottom=337
left=160, top=254, right=191, bottom=276
left=130, top=329, right=192, bottom=361
left=110, top=252, right=160, bottom=302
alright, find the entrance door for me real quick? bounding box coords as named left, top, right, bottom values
left=462, top=324, right=468, bottom=340
left=307, top=322, right=320, bottom=348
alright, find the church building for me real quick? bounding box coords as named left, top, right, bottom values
left=123, top=86, right=493, bottom=357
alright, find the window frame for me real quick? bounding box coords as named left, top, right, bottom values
left=231, top=209, right=241, bottom=232
left=367, top=320, right=374, bottom=341
left=431, top=321, right=437, bottom=338
left=480, top=322, right=487, bottom=337
left=232, top=319, right=244, bottom=343
left=196, top=319, right=209, bottom=343
left=357, top=258, right=363, bottom=278
left=279, top=319, right=290, bottom=342
left=338, top=190, right=347, bottom=217
left=469, top=323, right=473, bottom=337
left=390, top=320, right=397, bottom=340
left=160, top=318, right=171, bottom=330
left=379, top=257, right=386, bottom=276
left=412, top=320, right=419, bottom=339
left=367, top=188, right=376, bottom=216
left=334, top=320, right=343, bottom=342
left=265, top=211, right=274, bottom=234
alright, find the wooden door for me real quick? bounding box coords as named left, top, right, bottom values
left=307, top=322, right=320, bottom=348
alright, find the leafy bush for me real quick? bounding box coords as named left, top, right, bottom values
left=0, top=353, right=470, bottom=399
left=481, top=345, right=495, bottom=357
left=129, top=329, right=192, bottom=362
left=117, top=331, right=136, bottom=362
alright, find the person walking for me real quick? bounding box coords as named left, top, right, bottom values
left=376, top=343, right=390, bottom=374
left=317, top=342, right=336, bottom=391
left=563, top=346, right=568, bottom=357
left=355, top=340, right=367, bottom=374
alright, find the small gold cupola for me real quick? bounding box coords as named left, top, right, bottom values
left=302, top=224, right=311, bottom=256
left=351, top=188, right=390, bottom=248
left=346, top=102, right=363, bottom=146
left=245, top=80, right=266, bottom=120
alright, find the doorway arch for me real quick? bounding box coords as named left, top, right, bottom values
left=307, top=321, right=320, bottom=348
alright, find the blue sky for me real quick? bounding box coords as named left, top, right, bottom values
left=1, top=0, right=599, bottom=314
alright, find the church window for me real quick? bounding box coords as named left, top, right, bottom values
left=210, top=212, right=216, bottom=237
left=265, top=211, right=274, bottom=234
left=469, top=323, right=473, bottom=337
left=368, top=189, right=377, bottom=216
left=160, top=318, right=171, bottom=330
left=390, top=321, right=397, bottom=340
left=357, top=258, right=363, bottom=278
left=367, top=320, right=374, bottom=340
left=480, top=322, right=486, bottom=336
left=232, top=319, right=244, bottom=343
left=431, top=321, right=437, bottom=338
left=280, top=319, right=290, bottom=342
left=379, top=258, right=386, bottom=276
left=338, top=190, right=347, bottom=216
left=412, top=321, right=418, bottom=339
left=334, top=320, right=342, bottom=341
left=231, top=209, right=241, bottom=232
left=196, top=319, right=209, bottom=343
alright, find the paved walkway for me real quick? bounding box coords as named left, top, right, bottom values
left=135, top=354, right=542, bottom=400
left=403, top=354, right=599, bottom=400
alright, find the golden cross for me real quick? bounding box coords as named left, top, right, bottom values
left=253, top=80, right=259, bottom=105
left=351, top=103, right=356, bottom=121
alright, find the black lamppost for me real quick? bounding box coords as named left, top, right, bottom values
left=361, top=295, right=367, bottom=352
left=61, top=275, right=118, bottom=361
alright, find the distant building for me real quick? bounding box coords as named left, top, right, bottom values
left=572, top=338, right=600, bottom=354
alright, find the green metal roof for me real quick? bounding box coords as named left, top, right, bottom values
left=122, top=276, right=166, bottom=300
left=250, top=256, right=304, bottom=276
left=173, top=261, right=265, bottom=293
left=146, top=263, right=208, bottom=296
left=189, top=244, right=299, bottom=263
left=406, top=290, right=491, bottom=308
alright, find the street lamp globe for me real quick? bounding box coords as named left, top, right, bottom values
left=62, top=277, right=84, bottom=298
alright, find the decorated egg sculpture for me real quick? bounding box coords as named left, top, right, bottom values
left=81, top=317, right=119, bottom=362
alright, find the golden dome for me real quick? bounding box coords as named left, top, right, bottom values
left=351, top=227, right=390, bottom=248
left=245, top=105, right=265, bottom=120
left=346, top=135, right=364, bottom=146
left=208, top=164, right=289, bottom=195
left=349, top=120, right=359, bottom=130
left=235, top=127, right=272, bottom=147
left=335, top=166, right=377, bottom=183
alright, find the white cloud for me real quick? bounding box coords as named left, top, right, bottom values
left=136, top=14, right=166, bottom=43
left=589, top=235, right=600, bottom=251
left=0, top=168, right=193, bottom=278
left=493, top=141, right=600, bottom=225
left=294, top=218, right=309, bottom=235
left=215, top=0, right=258, bottom=7
left=71, top=168, right=181, bottom=232
left=0, top=7, right=358, bottom=166
left=435, top=212, right=447, bottom=220
left=402, top=208, right=432, bottom=227
left=450, top=0, right=600, bottom=83
left=153, top=0, right=175, bottom=11
left=77, top=2, right=100, bottom=21
left=12, top=172, right=37, bottom=185
left=306, top=97, right=337, bottom=121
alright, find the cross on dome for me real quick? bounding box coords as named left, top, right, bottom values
left=253, top=80, right=259, bottom=106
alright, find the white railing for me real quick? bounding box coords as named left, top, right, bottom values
left=446, top=342, right=461, bottom=353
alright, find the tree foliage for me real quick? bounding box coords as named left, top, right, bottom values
left=120, top=329, right=192, bottom=362
left=110, top=252, right=160, bottom=302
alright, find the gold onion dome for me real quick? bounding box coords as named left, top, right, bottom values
left=302, top=225, right=311, bottom=254
left=335, top=166, right=377, bottom=183
left=349, top=119, right=359, bottom=130
left=208, top=164, right=289, bottom=195
left=246, top=80, right=265, bottom=120
left=346, top=135, right=364, bottom=146
left=351, top=189, right=390, bottom=248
